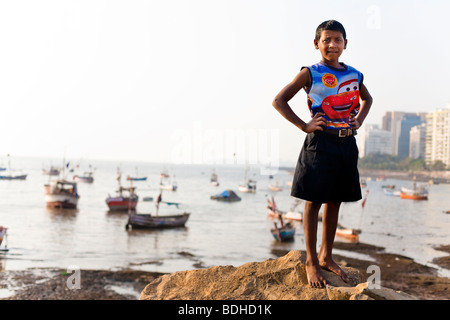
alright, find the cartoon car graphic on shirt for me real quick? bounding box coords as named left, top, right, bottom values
left=321, top=79, right=360, bottom=119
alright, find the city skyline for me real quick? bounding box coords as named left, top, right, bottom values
left=1, top=0, right=449, bottom=165
left=359, top=105, right=450, bottom=169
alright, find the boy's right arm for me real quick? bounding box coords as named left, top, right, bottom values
left=272, top=68, right=326, bottom=133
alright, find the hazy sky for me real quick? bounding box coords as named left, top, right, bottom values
left=1, top=0, right=449, bottom=166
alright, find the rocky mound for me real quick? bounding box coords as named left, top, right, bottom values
left=139, top=250, right=417, bottom=300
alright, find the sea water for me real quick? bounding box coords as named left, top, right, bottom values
left=0, top=156, right=449, bottom=278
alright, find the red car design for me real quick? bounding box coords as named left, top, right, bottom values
left=321, top=79, right=360, bottom=119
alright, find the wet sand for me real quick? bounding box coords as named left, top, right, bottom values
left=1, top=242, right=448, bottom=300
left=332, top=242, right=449, bottom=300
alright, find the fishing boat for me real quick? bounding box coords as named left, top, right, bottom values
left=127, top=167, right=147, bottom=181
left=268, top=181, right=283, bottom=192
left=383, top=188, right=400, bottom=196
left=44, top=179, right=80, bottom=209
left=210, top=170, right=219, bottom=186
left=160, top=174, right=177, bottom=191
left=106, top=169, right=138, bottom=211
left=42, top=166, right=60, bottom=176
left=0, top=173, right=27, bottom=180
left=126, top=194, right=189, bottom=229
left=211, top=189, right=241, bottom=202
left=335, top=224, right=361, bottom=242
left=238, top=166, right=256, bottom=193
left=0, top=154, right=27, bottom=180
left=106, top=186, right=138, bottom=211
left=127, top=176, right=147, bottom=181
left=127, top=212, right=190, bottom=229
left=400, top=184, right=428, bottom=200
left=270, top=214, right=295, bottom=242
left=238, top=180, right=256, bottom=193
left=73, top=171, right=94, bottom=183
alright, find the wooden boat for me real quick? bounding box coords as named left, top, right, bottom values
left=73, top=171, right=94, bottom=183
left=126, top=194, right=189, bottom=229
left=0, top=154, right=28, bottom=180
left=210, top=170, right=219, bottom=186
left=105, top=168, right=139, bottom=211
left=127, top=176, right=147, bottom=181
left=42, top=166, right=60, bottom=176
left=160, top=173, right=177, bottom=191
left=335, top=224, right=361, bottom=241
left=238, top=166, right=256, bottom=193
left=44, top=179, right=80, bottom=209
left=267, top=197, right=303, bottom=221
left=270, top=214, right=295, bottom=242
left=0, top=173, right=27, bottom=180
left=127, top=167, right=147, bottom=181
left=271, top=223, right=295, bottom=241
left=126, top=212, right=190, bottom=229
left=383, top=188, right=400, bottom=196
left=400, top=184, right=428, bottom=200
left=238, top=180, right=256, bottom=193
left=211, top=189, right=241, bottom=202
left=269, top=181, right=283, bottom=192
left=106, top=186, right=138, bottom=211
left=106, top=169, right=138, bottom=211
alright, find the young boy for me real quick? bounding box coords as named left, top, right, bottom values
left=272, top=20, right=373, bottom=288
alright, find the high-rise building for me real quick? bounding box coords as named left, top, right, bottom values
left=409, top=123, right=426, bottom=159
left=425, top=105, right=450, bottom=168
left=359, top=124, right=392, bottom=158
left=381, top=111, right=427, bottom=157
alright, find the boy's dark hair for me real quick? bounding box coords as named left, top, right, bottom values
left=315, top=20, right=346, bottom=41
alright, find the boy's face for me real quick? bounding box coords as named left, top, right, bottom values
left=314, top=30, right=347, bottom=62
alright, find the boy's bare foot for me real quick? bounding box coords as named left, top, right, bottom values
left=318, top=257, right=350, bottom=283
left=305, top=262, right=327, bottom=288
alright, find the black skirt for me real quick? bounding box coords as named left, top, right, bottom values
left=290, top=131, right=362, bottom=203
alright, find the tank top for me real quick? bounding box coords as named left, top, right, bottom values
left=302, top=62, right=364, bottom=130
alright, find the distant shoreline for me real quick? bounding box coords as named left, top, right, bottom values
left=358, top=169, right=450, bottom=184
left=280, top=167, right=450, bottom=184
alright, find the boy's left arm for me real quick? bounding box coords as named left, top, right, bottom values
left=350, top=83, right=373, bottom=130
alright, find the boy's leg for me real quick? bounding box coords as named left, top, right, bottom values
left=318, top=201, right=349, bottom=282
left=302, top=200, right=327, bottom=288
